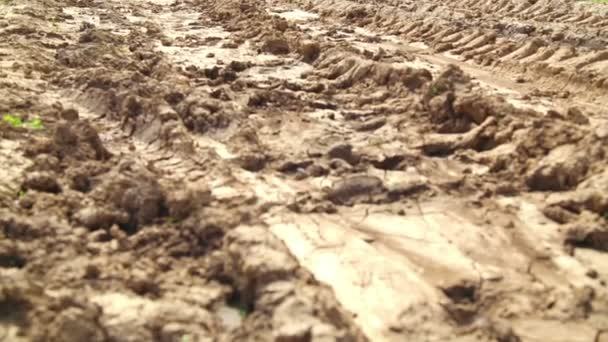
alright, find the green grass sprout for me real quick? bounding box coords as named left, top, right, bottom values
left=2, top=114, right=45, bottom=130
left=3, top=114, right=23, bottom=127
left=26, top=118, right=45, bottom=130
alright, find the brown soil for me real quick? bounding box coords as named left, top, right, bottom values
left=1, top=0, right=608, bottom=341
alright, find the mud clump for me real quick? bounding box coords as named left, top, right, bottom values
left=166, top=188, right=211, bottom=220
left=327, top=175, right=386, bottom=205
left=27, top=296, right=107, bottom=342
left=74, top=207, right=129, bottom=230
left=353, top=117, right=386, bottom=132
left=176, top=92, right=233, bottom=133
left=42, top=121, right=112, bottom=161
left=81, top=162, right=167, bottom=232
left=564, top=213, right=608, bottom=252
left=0, top=279, right=35, bottom=337
left=121, top=184, right=165, bottom=228
left=424, top=65, right=502, bottom=133
left=315, top=49, right=432, bottom=90
left=440, top=281, right=480, bottom=325
left=22, top=172, right=62, bottom=193
left=526, top=144, right=589, bottom=191
left=42, top=305, right=106, bottom=342
left=298, top=40, right=321, bottom=62
left=327, top=143, right=360, bottom=165
left=262, top=37, right=290, bottom=55
left=418, top=116, right=497, bottom=156
left=0, top=242, right=27, bottom=268
left=236, top=153, right=268, bottom=172
left=566, top=227, right=608, bottom=252
left=566, top=107, right=590, bottom=125
left=61, top=108, right=79, bottom=121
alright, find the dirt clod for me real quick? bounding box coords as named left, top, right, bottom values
left=23, top=172, right=62, bottom=193
left=298, top=40, right=321, bottom=62
left=527, top=144, right=589, bottom=191
left=262, top=37, right=290, bottom=55
left=327, top=175, right=385, bottom=205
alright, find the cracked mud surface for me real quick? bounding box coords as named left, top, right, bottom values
left=1, top=0, right=608, bottom=341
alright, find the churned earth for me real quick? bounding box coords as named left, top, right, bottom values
left=1, top=0, right=608, bottom=341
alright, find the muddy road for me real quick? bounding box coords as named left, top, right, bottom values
left=1, top=0, right=608, bottom=341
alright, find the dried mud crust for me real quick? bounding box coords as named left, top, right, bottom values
left=1, top=0, right=608, bottom=341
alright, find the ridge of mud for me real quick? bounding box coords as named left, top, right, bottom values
left=294, top=0, right=608, bottom=104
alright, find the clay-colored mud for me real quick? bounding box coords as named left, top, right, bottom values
left=1, top=0, right=608, bottom=341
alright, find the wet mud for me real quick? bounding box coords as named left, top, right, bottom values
left=1, top=0, right=608, bottom=341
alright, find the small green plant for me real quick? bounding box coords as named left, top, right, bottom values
left=2, top=114, right=45, bottom=130
left=26, top=118, right=45, bottom=130
left=181, top=335, right=191, bottom=342
left=3, top=114, right=23, bottom=127
left=17, top=190, right=26, bottom=198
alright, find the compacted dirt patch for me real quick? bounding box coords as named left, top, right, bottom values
left=1, top=0, right=608, bottom=341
